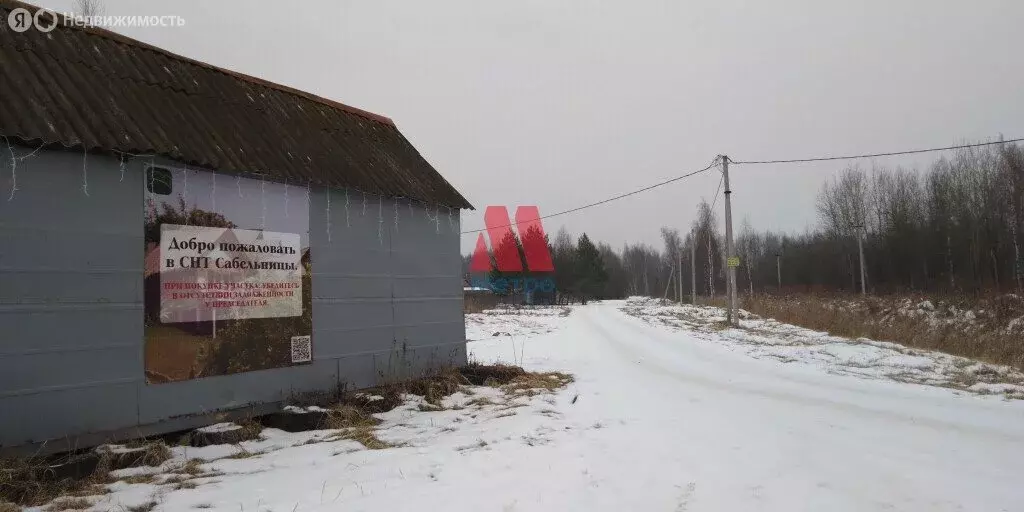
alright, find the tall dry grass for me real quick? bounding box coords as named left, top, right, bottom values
left=741, top=294, right=1024, bottom=369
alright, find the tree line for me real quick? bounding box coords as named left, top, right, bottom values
left=465, top=142, right=1024, bottom=300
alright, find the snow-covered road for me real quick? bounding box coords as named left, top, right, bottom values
left=92, top=300, right=1024, bottom=512
left=465, top=300, right=1024, bottom=511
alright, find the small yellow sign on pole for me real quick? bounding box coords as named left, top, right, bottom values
left=727, top=256, right=741, bottom=268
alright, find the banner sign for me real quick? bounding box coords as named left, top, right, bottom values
left=143, top=167, right=311, bottom=384
left=159, top=225, right=303, bottom=322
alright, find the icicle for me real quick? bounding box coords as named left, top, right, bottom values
left=345, top=187, right=350, bottom=227
left=260, top=176, right=267, bottom=231
left=378, top=196, right=383, bottom=245
left=81, top=146, right=89, bottom=196
left=283, top=180, right=289, bottom=218
left=326, top=187, right=332, bottom=243
left=362, top=190, right=367, bottom=216
left=182, top=166, right=188, bottom=202
left=424, top=204, right=440, bottom=234
left=447, top=206, right=454, bottom=231
left=236, top=174, right=243, bottom=198
left=118, top=153, right=126, bottom=182
left=146, top=158, right=155, bottom=215
left=393, top=198, right=399, bottom=233
left=4, top=136, right=17, bottom=202
left=211, top=170, right=217, bottom=213
left=305, top=180, right=312, bottom=212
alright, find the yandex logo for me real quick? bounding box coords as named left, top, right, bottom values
left=469, top=206, right=554, bottom=273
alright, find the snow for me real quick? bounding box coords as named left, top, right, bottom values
left=53, top=301, right=1024, bottom=511
left=622, top=296, right=1024, bottom=398
left=195, top=423, right=242, bottom=434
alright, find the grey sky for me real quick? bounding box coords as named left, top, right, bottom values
left=37, top=0, right=1024, bottom=253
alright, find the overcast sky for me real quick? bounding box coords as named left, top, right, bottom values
left=37, top=0, right=1024, bottom=253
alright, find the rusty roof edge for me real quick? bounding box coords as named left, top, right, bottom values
left=390, top=123, right=475, bottom=211
left=3, top=133, right=476, bottom=210
left=1, top=0, right=395, bottom=126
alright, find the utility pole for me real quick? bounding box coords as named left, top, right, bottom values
left=690, top=232, right=696, bottom=304
left=775, top=253, right=781, bottom=292
left=854, top=225, right=866, bottom=295
left=677, top=247, right=682, bottom=302
left=722, top=155, right=737, bottom=325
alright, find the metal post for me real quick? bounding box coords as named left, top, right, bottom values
left=722, top=155, right=737, bottom=324
left=690, top=233, right=696, bottom=304
left=776, top=253, right=781, bottom=292
left=677, top=246, right=682, bottom=302
left=855, top=225, right=866, bottom=295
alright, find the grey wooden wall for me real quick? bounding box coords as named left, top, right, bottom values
left=0, top=147, right=466, bottom=453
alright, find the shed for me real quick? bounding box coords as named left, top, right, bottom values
left=0, top=1, right=472, bottom=455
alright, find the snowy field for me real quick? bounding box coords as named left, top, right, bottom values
left=622, top=296, right=1024, bottom=399
left=52, top=300, right=1024, bottom=511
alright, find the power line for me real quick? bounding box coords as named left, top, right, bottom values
left=460, top=157, right=721, bottom=234
left=709, top=171, right=725, bottom=211
left=730, top=137, right=1024, bottom=165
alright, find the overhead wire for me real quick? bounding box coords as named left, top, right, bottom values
left=729, top=137, right=1024, bottom=165
left=460, top=156, right=722, bottom=235
left=459, top=135, right=1024, bottom=235
left=709, top=171, right=725, bottom=211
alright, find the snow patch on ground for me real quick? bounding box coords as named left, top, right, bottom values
left=621, top=296, right=1024, bottom=399
left=27, top=303, right=1024, bottom=511
left=466, top=305, right=573, bottom=366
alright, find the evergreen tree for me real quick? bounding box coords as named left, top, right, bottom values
left=573, top=233, right=608, bottom=303
left=488, top=230, right=528, bottom=300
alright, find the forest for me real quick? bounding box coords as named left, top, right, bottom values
left=465, top=143, right=1024, bottom=300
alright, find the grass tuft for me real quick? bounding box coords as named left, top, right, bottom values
left=44, top=498, right=91, bottom=511
left=126, top=500, right=158, bottom=512
left=743, top=294, right=1024, bottom=369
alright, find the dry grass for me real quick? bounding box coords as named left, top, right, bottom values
left=324, top=405, right=380, bottom=429
left=101, top=441, right=173, bottom=470
left=172, top=459, right=206, bottom=477
left=1, top=363, right=574, bottom=509
left=126, top=500, right=158, bottom=512
left=118, top=474, right=157, bottom=485
left=743, top=294, right=1024, bottom=369
left=1, top=454, right=111, bottom=507
left=501, top=372, right=575, bottom=397
left=44, top=497, right=91, bottom=511
left=326, top=426, right=395, bottom=450
left=222, top=448, right=259, bottom=460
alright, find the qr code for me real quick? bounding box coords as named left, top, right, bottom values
left=290, top=335, right=312, bottom=363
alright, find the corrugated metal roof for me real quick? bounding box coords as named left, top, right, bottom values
left=0, top=1, right=472, bottom=209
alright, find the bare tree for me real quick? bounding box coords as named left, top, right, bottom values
left=75, top=0, right=105, bottom=18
